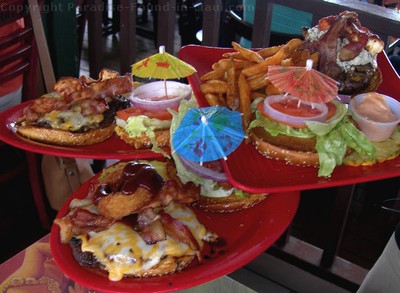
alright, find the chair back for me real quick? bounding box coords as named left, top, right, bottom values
left=224, top=10, right=253, bottom=42
left=0, top=0, right=52, bottom=230
left=0, top=0, right=39, bottom=103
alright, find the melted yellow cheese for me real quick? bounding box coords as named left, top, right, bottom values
left=38, top=110, right=103, bottom=131
left=76, top=202, right=206, bottom=281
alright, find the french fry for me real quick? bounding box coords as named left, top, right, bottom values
left=226, top=60, right=238, bottom=110
left=242, top=38, right=303, bottom=76
left=205, top=93, right=226, bottom=106
left=247, top=73, right=269, bottom=90
left=257, top=45, right=283, bottom=58
left=232, top=41, right=264, bottom=64
left=238, top=73, right=251, bottom=130
left=200, top=80, right=228, bottom=94
left=222, top=51, right=248, bottom=60
left=265, top=83, right=282, bottom=96
left=250, top=91, right=266, bottom=100
left=201, top=69, right=226, bottom=81
left=232, top=59, right=253, bottom=70
left=281, top=58, right=294, bottom=67
left=288, top=49, right=310, bottom=65
left=212, top=59, right=231, bottom=71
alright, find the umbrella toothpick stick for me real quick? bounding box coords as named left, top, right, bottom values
left=164, top=79, right=168, bottom=97
left=158, top=46, right=169, bottom=97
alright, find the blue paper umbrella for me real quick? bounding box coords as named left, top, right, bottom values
left=172, top=106, right=245, bottom=163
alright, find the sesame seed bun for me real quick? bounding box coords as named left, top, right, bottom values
left=249, top=126, right=319, bottom=167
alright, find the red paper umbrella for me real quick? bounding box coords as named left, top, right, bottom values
left=267, top=59, right=338, bottom=103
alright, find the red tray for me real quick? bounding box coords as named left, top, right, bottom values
left=178, top=45, right=400, bottom=193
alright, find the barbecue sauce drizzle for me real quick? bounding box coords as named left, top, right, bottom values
left=93, top=162, right=164, bottom=203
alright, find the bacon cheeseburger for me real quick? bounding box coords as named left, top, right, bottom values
left=170, top=98, right=267, bottom=212
left=301, top=11, right=384, bottom=95
left=16, top=69, right=132, bottom=145
left=249, top=94, right=400, bottom=177
left=54, top=160, right=217, bottom=281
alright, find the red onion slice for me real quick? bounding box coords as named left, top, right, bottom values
left=130, top=81, right=192, bottom=111
left=178, top=156, right=228, bottom=183
left=263, top=95, right=328, bottom=128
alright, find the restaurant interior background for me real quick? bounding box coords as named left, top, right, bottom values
left=1, top=0, right=400, bottom=291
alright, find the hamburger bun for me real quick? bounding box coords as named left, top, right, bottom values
left=250, top=126, right=319, bottom=167
left=17, top=124, right=115, bottom=146
left=193, top=190, right=267, bottom=212
left=114, top=124, right=170, bottom=149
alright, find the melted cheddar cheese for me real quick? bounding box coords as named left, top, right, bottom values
left=76, top=202, right=207, bottom=281
left=38, top=110, right=103, bottom=131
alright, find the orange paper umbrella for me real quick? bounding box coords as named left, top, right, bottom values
left=267, top=59, right=338, bottom=103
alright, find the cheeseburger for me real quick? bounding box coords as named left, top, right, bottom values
left=17, top=69, right=132, bottom=145
left=54, top=160, right=217, bottom=281
left=300, top=11, right=384, bottom=94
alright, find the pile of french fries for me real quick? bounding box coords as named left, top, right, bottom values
left=200, top=39, right=319, bottom=129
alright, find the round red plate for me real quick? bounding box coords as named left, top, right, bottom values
left=50, top=172, right=299, bottom=293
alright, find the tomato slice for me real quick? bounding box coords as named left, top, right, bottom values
left=116, top=106, right=175, bottom=121
left=326, top=102, right=337, bottom=120
left=257, top=100, right=336, bottom=128
left=257, top=101, right=306, bottom=128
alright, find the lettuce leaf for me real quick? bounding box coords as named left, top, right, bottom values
left=249, top=100, right=376, bottom=177
left=124, top=116, right=171, bottom=156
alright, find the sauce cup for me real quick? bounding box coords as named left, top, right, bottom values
left=349, top=93, right=400, bottom=141
left=130, top=80, right=192, bottom=110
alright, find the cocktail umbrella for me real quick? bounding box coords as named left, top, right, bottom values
left=131, top=45, right=197, bottom=96
left=172, top=106, right=245, bottom=164
left=266, top=59, right=338, bottom=103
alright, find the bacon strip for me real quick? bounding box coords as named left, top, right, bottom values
left=55, top=208, right=115, bottom=243
left=136, top=208, right=166, bottom=244
left=159, top=211, right=201, bottom=259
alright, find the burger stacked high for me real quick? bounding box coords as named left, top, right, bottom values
left=300, top=11, right=384, bottom=95
left=54, top=160, right=218, bottom=281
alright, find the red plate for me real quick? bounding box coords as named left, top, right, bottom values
left=178, top=45, right=400, bottom=193
left=0, top=102, right=166, bottom=160
left=50, top=172, right=299, bottom=292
